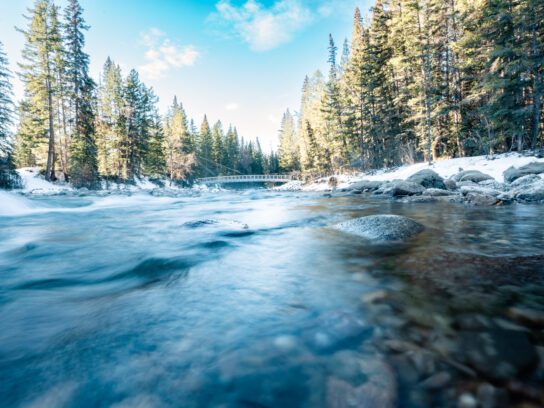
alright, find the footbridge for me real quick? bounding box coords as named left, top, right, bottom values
left=197, top=174, right=294, bottom=185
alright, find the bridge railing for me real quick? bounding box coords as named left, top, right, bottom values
left=197, top=174, right=294, bottom=183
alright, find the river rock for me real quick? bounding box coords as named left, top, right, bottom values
left=334, top=215, right=425, bottom=242
left=464, top=193, right=499, bottom=206
left=326, top=373, right=396, bottom=408
left=423, top=188, right=455, bottom=197
left=452, top=170, right=494, bottom=183
left=399, top=196, right=437, bottom=203
left=348, top=180, right=383, bottom=192
left=444, top=178, right=457, bottom=190
left=507, top=306, right=544, bottom=327
left=458, top=393, right=478, bottom=408
left=504, top=162, right=544, bottom=183
left=459, top=329, right=538, bottom=380
left=379, top=180, right=425, bottom=197
left=419, top=371, right=451, bottom=390
left=514, top=182, right=544, bottom=203
left=510, top=174, right=542, bottom=187
left=407, top=169, right=446, bottom=189
left=477, top=383, right=509, bottom=408
left=460, top=185, right=502, bottom=197
left=305, top=310, right=370, bottom=351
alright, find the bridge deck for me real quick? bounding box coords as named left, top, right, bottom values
left=197, top=174, right=293, bottom=184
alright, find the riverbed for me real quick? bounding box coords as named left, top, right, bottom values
left=0, top=190, right=543, bottom=407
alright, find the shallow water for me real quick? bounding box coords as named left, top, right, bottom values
left=0, top=190, right=543, bottom=407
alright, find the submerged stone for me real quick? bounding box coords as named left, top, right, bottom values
left=458, top=329, right=538, bottom=380
left=334, top=215, right=425, bottom=242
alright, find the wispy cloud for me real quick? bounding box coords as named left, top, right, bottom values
left=139, top=28, right=200, bottom=80
left=210, top=0, right=330, bottom=52
left=225, top=102, right=240, bottom=111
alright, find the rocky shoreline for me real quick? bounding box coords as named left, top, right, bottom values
left=331, top=213, right=544, bottom=407
left=332, top=161, right=544, bottom=206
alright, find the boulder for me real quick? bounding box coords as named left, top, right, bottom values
left=514, top=182, right=544, bottom=203
left=444, top=178, right=457, bottom=190
left=334, top=215, right=425, bottom=242
left=406, top=169, right=446, bottom=189
left=348, top=180, right=383, bottom=192
left=503, top=162, right=544, bottom=183
left=423, top=188, right=455, bottom=197
left=400, top=196, right=437, bottom=203
left=464, top=193, right=499, bottom=206
left=452, top=170, right=494, bottom=183
left=380, top=180, right=425, bottom=197
left=460, top=185, right=502, bottom=197
left=509, top=174, right=542, bottom=187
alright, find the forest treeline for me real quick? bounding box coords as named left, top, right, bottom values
left=0, top=0, right=279, bottom=189
left=278, top=0, right=544, bottom=175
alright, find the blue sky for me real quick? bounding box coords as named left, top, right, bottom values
left=0, top=0, right=371, bottom=150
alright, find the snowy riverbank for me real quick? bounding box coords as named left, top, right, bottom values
left=277, top=152, right=544, bottom=205
left=12, top=167, right=218, bottom=196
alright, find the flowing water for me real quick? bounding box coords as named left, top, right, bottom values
left=0, top=190, right=543, bottom=407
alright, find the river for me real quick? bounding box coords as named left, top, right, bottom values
left=0, top=190, right=543, bottom=407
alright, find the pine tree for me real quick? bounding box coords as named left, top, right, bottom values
left=144, top=108, right=166, bottom=177
left=17, top=0, right=63, bottom=180
left=278, top=109, right=299, bottom=172
left=211, top=120, right=224, bottom=175
left=0, top=42, right=21, bottom=189
left=96, top=58, right=125, bottom=178
left=163, top=97, right=194, bottom=181
left=198, top=115, right=213, bottom=176
left=64, top=0, right=99, bottom=188
left=321, top=34, right=348, bottom=169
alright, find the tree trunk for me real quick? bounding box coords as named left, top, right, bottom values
left=531, top=20, right=541, bottom=150
left=45, top=76, right=56, bottom=181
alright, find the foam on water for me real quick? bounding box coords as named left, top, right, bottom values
left=0, top=191, right=37, bottom=217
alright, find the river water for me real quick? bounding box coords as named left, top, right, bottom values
left=0, top=190, right=543, bottom=407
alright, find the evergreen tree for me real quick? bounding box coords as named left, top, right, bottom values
left=96, top=58, right=124, bottom=178
left=144, top=108, right=166, bottom=177
left=163, top=96, right=195, bottom=181
left=0, top=42, right=21, bottom=189
left=17, top=0, right=63, bottom=180
left=64, top=0, right=99, bottom=188
left=211, top=120, right=224, bottom=175
left=278, top=109, right=299, bottom=172
left=198, top=115, right=213, bottom=176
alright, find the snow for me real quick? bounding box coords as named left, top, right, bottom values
left=6, top=152, right=544, bottom=197
left=300, top=152, right=544, bottom=191
left=17, top=168, right=72, bottom=195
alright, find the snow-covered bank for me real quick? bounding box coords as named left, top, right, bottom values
left=12, top=167, right=220, bottom=196
left=17, top=168, right=73, bottom=195
left=277, top=152, right=544, bottom=192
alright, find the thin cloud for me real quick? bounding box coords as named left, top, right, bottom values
left=209, top=0, right=356, bottom=52
left=139, top=28, right=200, bottom=80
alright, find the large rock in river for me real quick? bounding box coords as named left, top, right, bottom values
left=379, top=181, right=425, bottom=197
left=407, top=169, right=446, bottom=189
left=348, top=180, right=383, bottom=192
left=334, top=215, right=425, bottom=242
left=452, top=170, right=494, bottom=183
left=503, top=162, right=544, bottom=183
